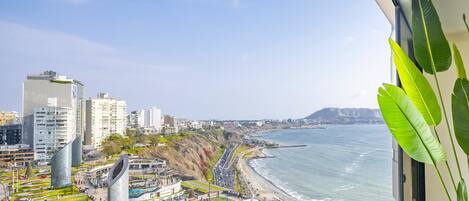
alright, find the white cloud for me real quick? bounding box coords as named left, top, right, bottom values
left=0, top=20, right=177, bottom=100
left=0, top=20, right=168, bottom=72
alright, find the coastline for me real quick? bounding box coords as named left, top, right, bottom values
left=237, top=147, right=298, bottom=201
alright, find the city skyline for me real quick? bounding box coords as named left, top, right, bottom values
left=0, top=0, right=391, bottom=120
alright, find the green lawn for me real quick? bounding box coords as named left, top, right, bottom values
left=0, top=166, right=90, bottom=201
left=230, top=144, right=250, bottom=164
left=211, top=197, right=233, bottom=201
left=181, top=180, right=225, bottom=193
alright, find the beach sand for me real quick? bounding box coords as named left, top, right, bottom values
left=237, top=148, right=297, bottom=201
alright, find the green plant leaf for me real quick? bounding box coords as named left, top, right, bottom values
left=412, top=0, right=451, bottom=74
left=458, top=179, right=468, bottom=201
left=454, top=44, right=467, bottom=79
left=389, top=38, right=441, bottom=125
left=378, top=84, right=446, bottom=164
left=452, top=78, right=469, bottom=155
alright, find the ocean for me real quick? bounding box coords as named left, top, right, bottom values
left=249, top=124, right=393, bottom=201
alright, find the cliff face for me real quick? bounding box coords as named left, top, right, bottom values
left=304, top=108, right=383, bottom=124
left=138, top=131, right=239, bottom=180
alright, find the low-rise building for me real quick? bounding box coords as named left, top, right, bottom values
left=0, top=124, right=22, bottom=145
left=0, top=144, right=34, bottom=166
left=189, top=121, right=202, bottom=130
left=129, top=158, right=167, bottom=173
left=0, top=111, right=19, bottom=126
left=87, top=157, right=169, bottom=187
left=129, top=181, right=184, bottom=201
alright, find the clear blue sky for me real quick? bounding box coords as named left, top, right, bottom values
left=0, top=0, right=391, bottom=120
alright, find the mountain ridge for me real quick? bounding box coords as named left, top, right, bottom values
left=304, top=107, right=383, bottom=124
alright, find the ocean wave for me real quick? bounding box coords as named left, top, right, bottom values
left=343, top=149, right=376, bottom=174
left=250, top=159, right=337, bottom=201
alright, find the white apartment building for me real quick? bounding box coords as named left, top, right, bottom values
left=85, top=93, right=127, bottom=148
left=33, top=104, right=75, bottom=162
left=128, top=109, right=145, bottom=129
left=144, top=106, right=162, bottom=132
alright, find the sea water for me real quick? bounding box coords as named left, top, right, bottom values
left=250, top=124, right=393, bottom=201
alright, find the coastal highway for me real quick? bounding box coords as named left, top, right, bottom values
left=213, top=143, right=239, bottom=191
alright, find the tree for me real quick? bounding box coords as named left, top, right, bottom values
left=102, top=141, right=121, bottom=157
left=148, top=135, right=160, bottom=146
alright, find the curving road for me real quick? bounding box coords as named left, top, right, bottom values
left=213, top=144, right=239, bottom=190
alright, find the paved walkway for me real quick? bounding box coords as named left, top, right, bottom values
left=75, top=171, right=107, bottom=201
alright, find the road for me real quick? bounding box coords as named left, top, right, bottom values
left=213, top=144, right=239, bottom=191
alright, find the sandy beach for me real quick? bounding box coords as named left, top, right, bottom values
left=236, top=147, right=297, bottom=201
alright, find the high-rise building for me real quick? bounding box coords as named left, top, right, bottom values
left=144, top=107, right=162, bottom=132
left=0, top=111, right=19, bottom=126
left=33, top=105, right=76, bottom=162
left=85, top=92, right=127, bottom=148
left=0, top=124, right=22, bottom=145
left=22, top=71, right=84, bottom=154
left=127, top=109, right=145, bottom=129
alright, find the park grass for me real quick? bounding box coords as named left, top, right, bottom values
left=211, top=197, right=236, bottom=201
left=59, top=194, right=90, bottom=201
left=181, top=180, right=225, bottom=193
left=0, top=165, right=89, bottom=201
left=230, top=144, right=250, bottom=164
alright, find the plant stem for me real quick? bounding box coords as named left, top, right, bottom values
left=433, top=127, right=457, bottom=191
left=435, top=164, right=453, bottom=201
left=433, top=73, right=463, bottom=180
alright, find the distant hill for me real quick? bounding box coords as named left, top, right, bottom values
left=304, top=108, right=383, bottom=124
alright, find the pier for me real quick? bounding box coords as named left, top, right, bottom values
left=264, top=144, right=307, bottom=149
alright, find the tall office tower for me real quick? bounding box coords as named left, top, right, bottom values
left=33, top=101, right=76, bottom=162
left=85, top=92, right=127, bottom=148
left=144, top=107, right=162, bottom=132
left=22, top=71, right=84, bottom=154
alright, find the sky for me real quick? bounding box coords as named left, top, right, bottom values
left=0, top=0, right=392, bottom=120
